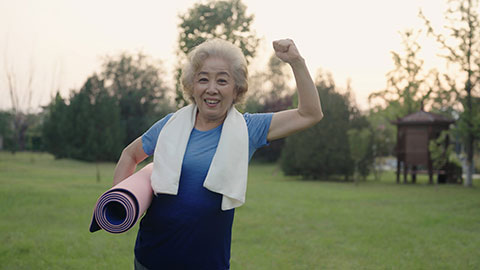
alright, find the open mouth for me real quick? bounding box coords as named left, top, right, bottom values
left=204, top=99, right=220, bottom=107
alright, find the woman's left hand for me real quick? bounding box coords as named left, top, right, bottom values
left=267, top=38, right=323, bottom=141
left=272, top=39, right=303, bottom=64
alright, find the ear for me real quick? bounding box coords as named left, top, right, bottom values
left=233, top=86, right=239, bottom=103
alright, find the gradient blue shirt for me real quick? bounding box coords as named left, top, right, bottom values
left=135, top=112, right=273, bottom=270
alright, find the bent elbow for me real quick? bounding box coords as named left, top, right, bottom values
left=298, top=109, right=324, bottom=127
left=318, top=111, right=324, bottom=121
left=313, top=110, right=324, bottom=123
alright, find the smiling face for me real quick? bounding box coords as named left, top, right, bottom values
left=192, top=56, right=237, bottom=128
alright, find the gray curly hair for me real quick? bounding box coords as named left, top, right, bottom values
left=181, top=38, right=248, bottom=104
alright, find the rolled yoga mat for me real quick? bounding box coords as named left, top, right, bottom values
left=89, top=163, right=154, bottom=233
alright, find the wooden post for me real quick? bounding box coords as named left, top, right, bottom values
left=396, top=159, right=400, bottom=184
left=428, top=159, right=433, bottom=184
left=412, top=165, right=417, bottom=184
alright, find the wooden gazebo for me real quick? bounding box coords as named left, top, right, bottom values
left=392, top=110, right=454, bottom=184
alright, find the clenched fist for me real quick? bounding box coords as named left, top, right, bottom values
left=272, top=39, right=303, bottom=64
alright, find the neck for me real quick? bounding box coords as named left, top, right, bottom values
left=194, top=111, right=228, bottom=131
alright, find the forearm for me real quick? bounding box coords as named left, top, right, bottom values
left=289, top=58, right=323, bottom=120
left=112, top=137, right=147, bottom=186
left=112, top=152, right=138, bottom=186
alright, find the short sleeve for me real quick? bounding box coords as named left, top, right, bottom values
left=142, top=113, right=174, bottom=156
left=244, top=112, right=273, bottom=159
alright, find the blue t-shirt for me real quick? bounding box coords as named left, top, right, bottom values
left=135, top=112, right=273, bottom=270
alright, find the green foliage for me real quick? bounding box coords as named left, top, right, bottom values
left=348, top=122, right=374, bottom=181
left=43, top=76, right=125, bottom=162
left=280, top=76, right=354, bottom=179
left=2, top=112, right=35, bottom=153
left=348, top=129, right=369, bottom=168
left=90, top=80, right=126, bottom=161
left=429, top=130, right=455, bottom=170
left=366, top=109, right=397, bottom=157
left=178, top=0, right=259, bottom=61
left=42, top=93, right=69, bottom=158
left=101, top=52, right=171, bottom=145
left=420, top=0, right=480, bottom=186
left=367, top=29, right=439, bottom=181
left=366, top=108, right=398, bottom=181
left=0, top=111, right=14, bottom=150
left=457, top=96, right=480, bottom=142
left=0, top=111, right=12, bottom=137
left=429, top=130, right=464, bottom=183
left=42, top=52, right=172, bottom=162
left=369, top=30, right=436, bottom=119
left=175, top=0, right=260, bottom=107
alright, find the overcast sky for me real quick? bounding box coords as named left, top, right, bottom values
left=0, top=0, right=450, bottom=112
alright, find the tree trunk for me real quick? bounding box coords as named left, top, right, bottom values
left=96, top=162, right=101, bottom=183
left=464, top=0, right=475, bottom=187
left=464, top=135, right=474, bottom=187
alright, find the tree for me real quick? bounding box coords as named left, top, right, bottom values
left=369, top=29, right=436, bottom=118
left=42, top=51, right=171, bottom=163
left=349, top=109, right=375, bottom=180
left=3, top=53, right=36, bottom=152
left=71, top=75, right=125, bottom=162
left=175, top=0, right=260, bottom=107
left=368, top=29, right=440, bottom=180
left=43, top=75, right=125, bottom=163
left=366, top=108, right=397, bottom=180
left=420, top=0, right=480, bottom=186
left=0, top=111, right=14, bottom=150
left=348, top=128, right=372, bottom=183
left=429, top=130, right=463, bottom=183
left=101, top=52, right=171, bottom=146
left=280, top=74, right=354, bottom=180
left=42, top=93, right=70, bottom=158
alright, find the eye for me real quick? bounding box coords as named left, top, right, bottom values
left=217, top=79, right=228, bottom=85
left=198, top=78, right=208, bottom=83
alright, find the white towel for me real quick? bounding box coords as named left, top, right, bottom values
left=150, top=104, right=249, bottom=210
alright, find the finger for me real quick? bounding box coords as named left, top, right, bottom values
left=273, top=40, right=289, bottom=52
left=272, top=39, right=291, bottom=53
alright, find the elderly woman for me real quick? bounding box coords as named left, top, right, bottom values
left=113, top=38, right=323, bottom=270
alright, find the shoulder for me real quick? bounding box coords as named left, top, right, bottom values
left=141, top=113, right=174, bottom=156
left=150, top=113, right=174, bottom=131
left=242, top=112, right=273, bottom=149
left=243, top=112, right=273, bottom=128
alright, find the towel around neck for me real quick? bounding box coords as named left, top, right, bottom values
left=150, top=104, right=249, bottom=210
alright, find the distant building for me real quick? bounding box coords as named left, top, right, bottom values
left=392, top=110, right=455, bottom=184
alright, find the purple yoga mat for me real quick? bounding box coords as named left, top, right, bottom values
left=89, top=163, right=153, bottom=233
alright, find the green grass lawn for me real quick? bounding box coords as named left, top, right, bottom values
left=1, top=152, right=479, bottom=269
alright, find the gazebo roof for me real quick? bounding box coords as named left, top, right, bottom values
left=392, top=110, right=454, bottom=126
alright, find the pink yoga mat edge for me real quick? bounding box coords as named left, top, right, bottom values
left=89, top=163, right=154, bottom=233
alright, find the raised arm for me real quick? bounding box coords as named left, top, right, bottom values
left=112, top=137, right=148, bottom=186
left=267, top=39, right=323, bottom=141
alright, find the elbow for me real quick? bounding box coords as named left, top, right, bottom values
left=318, top=111, right=324, bottom=122
left=316, top=110, right=324, bottom=123
left=120, top=145, right=140, bottom=165
left=304, top=111, right=323, bottom=129
left=119, top=148, right=131, bottom=162
left=310, top=110, right=323, bottom=124
left=303, top=103, right=323, bottom=124
left=298, top=108, right=324, bottom=126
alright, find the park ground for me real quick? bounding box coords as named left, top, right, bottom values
left=1, top=152, right=479, bottom=269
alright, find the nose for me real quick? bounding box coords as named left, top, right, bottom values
left=206, top=82, right=218, bottom=94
